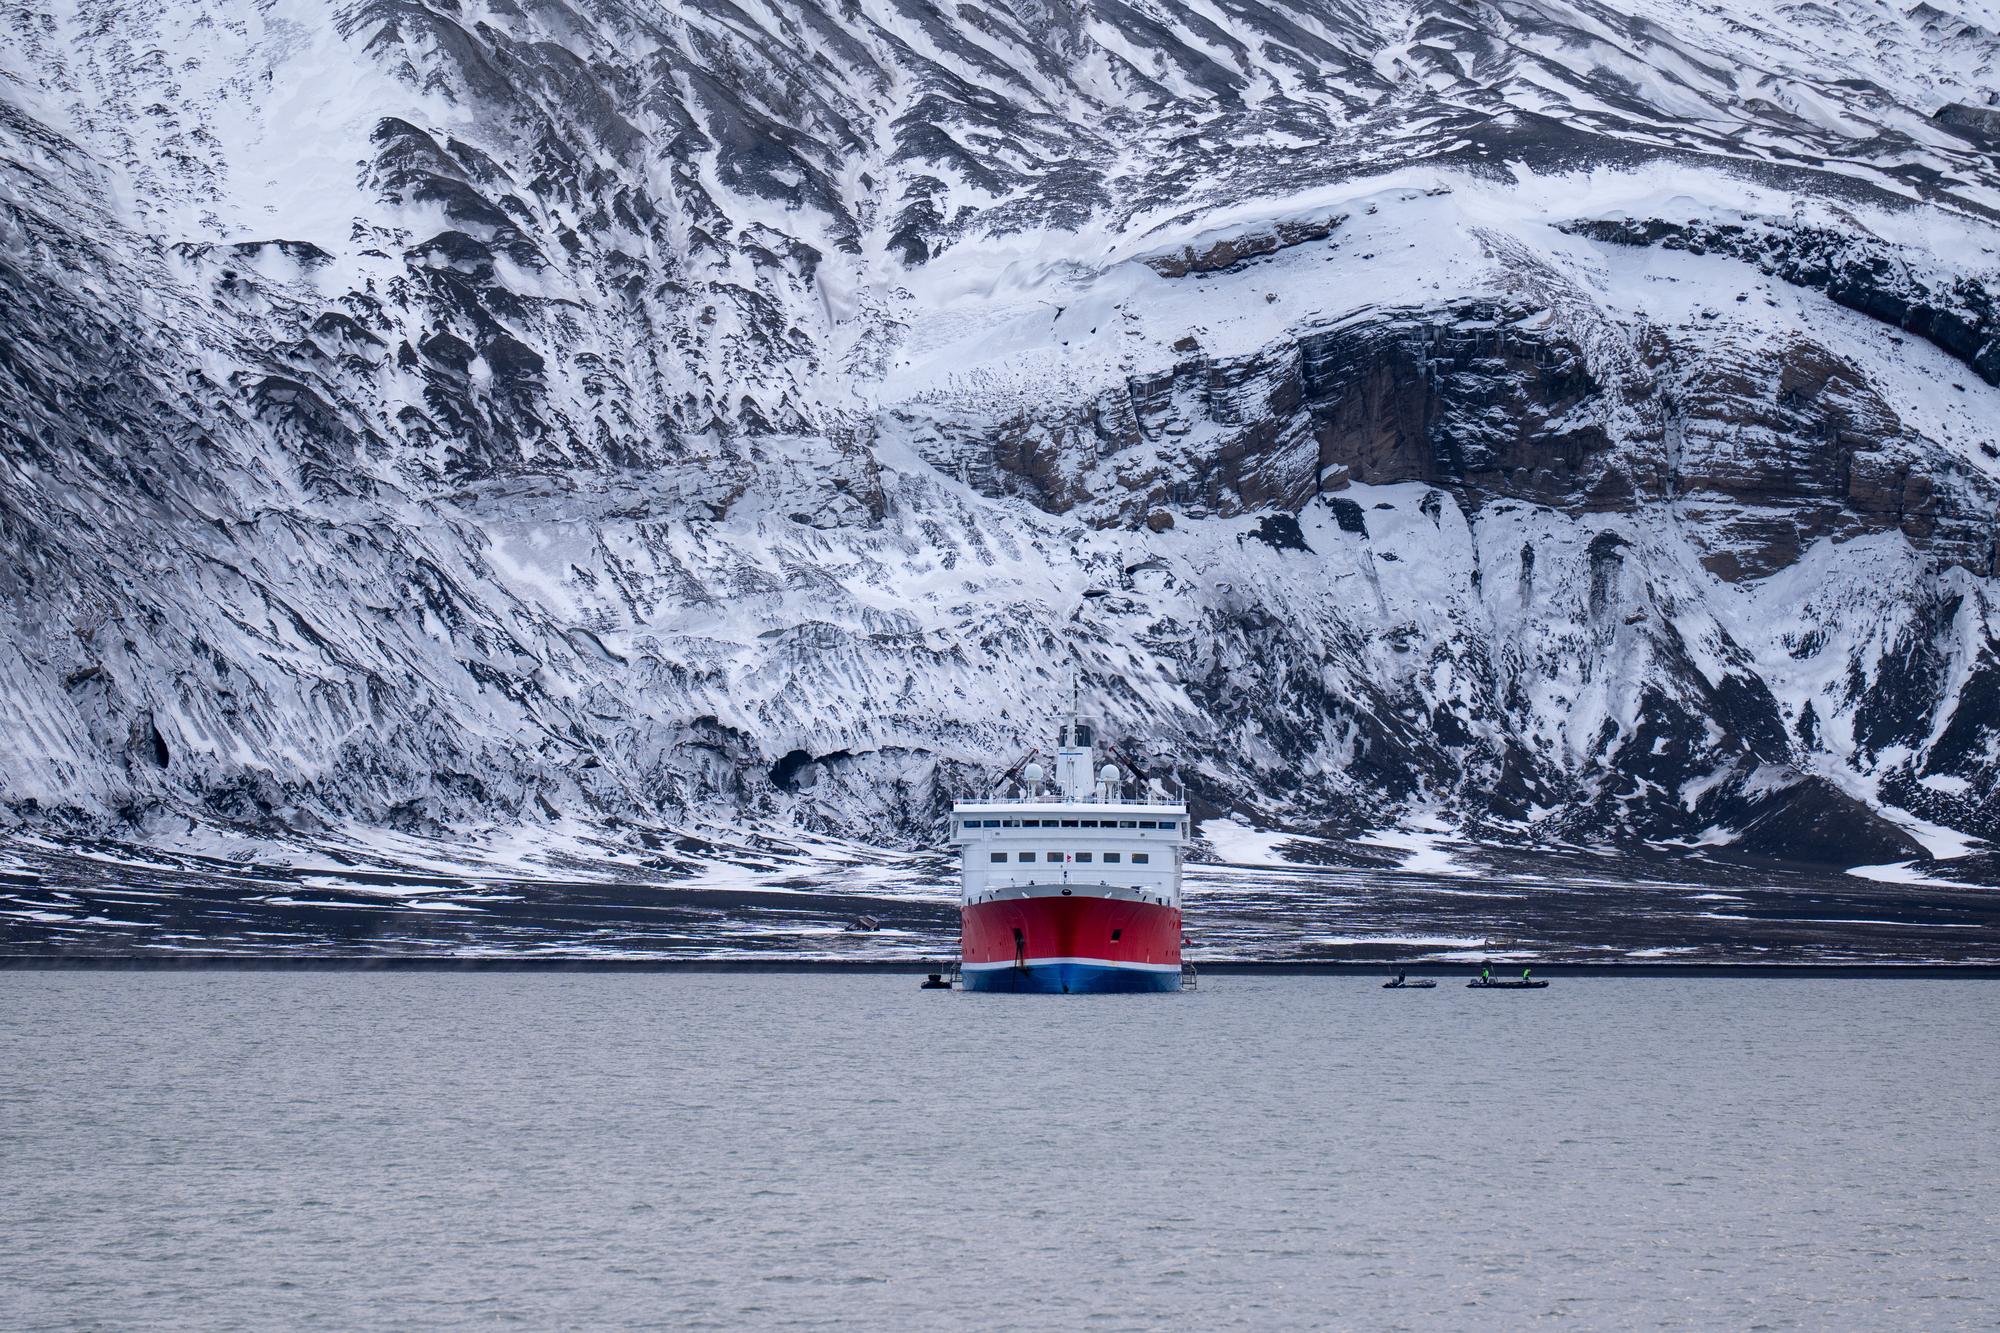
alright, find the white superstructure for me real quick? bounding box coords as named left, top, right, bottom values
left=948, top=717, right=1189, bottom=908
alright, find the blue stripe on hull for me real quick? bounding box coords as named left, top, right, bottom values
left=963, top=961, right=1181, bottom=994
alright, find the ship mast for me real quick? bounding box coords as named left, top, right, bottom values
left=1054, top=665, right=1095, bottom=801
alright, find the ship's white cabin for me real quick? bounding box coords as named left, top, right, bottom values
left=949, top=717, right=1188, bottom=906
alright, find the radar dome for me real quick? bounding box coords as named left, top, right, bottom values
left=1098, top=763, right=1120, bottom=782
left=1022, top=762, right=1045, bottom=785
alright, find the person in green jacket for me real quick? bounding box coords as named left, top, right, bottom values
left=1522, top=967, right=1532, bottom=982
left=1481, top=965, right=1491, bottom=983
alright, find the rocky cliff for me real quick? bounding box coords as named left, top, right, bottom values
left=1, top=0, right=1997, bottom=873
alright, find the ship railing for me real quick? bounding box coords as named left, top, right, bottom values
left=952, top=794, right=1186, bottom=808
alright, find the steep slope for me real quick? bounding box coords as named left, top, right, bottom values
left=1, top=0, right=1997, bottom=871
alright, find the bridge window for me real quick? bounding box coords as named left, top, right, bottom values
left=1133, top=853, right=1151, bottom=865
left=1075, top=852, right=1093, bottom=863
left=1103, top=852, right=1121, bottom=864
left=1017, top=852, right=1035, bottom=862
left=1137, top=820, right=1156, bottom=829
left=1045, top=852, right=1063, bottom=862
left=990, top=852, right=1007, bottom=863
left=1022, top=819, right=1041, bottom=827
left=1002, top=819, right=1018, bottom=827
left=981, top=819, right=1001, bottom=828
left=1060, top=819, right=1078, bottom=828
left=1119, top=819, right=1137, bottom=828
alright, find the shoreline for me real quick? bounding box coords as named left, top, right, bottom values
left=3, top=955, right=1998, bottom=977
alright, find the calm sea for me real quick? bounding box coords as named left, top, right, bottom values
left=2, top=974, right=1994, bottom=1329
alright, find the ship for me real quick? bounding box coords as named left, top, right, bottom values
left=952, top=712, right=1189, bottom=993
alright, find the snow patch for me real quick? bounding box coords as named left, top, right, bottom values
left=1200, top=817, right=1302, bottom=866
left=1354, top=823, right=1478, bottom=877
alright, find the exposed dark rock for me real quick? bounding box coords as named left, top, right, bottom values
left=1731, top=776, right=1928, bottom=866
left=420, top=330, right=476, bottom=371
left=1933, top=102, right=2000, bottom=148
left=1326, top=497, right=1369, bottom=534
left=1142, top=214, right=1347, bottom=277
left=1568, top=216, right=2000, bottom=388
left=1244, top=514, right=1312, bottom=552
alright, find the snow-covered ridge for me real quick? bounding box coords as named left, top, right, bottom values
left=0, top=1, right=1996, bottom=873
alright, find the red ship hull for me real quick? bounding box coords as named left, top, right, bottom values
left=962, top=889, right=1181, bottom=993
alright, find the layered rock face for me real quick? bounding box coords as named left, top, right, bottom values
left=1, top=0, right=1997, bottom=869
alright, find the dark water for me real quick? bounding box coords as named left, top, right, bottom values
left=3, top=975, right=1995, bottom=1329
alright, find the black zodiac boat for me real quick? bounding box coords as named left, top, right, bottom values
left=1382, top=978, right=1436, bottom=989
left=1468, top=978, right=1548, bottom=989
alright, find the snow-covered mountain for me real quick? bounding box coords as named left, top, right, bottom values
left=2, top=0, right=1998, bottom=872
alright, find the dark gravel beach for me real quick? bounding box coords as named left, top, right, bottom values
left=4, top=836, right=1995, bottom=964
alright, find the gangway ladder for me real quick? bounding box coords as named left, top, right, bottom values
left=1180, top=960, right=1197, bottom=991
left=949, top=960, right=962, bottom=989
